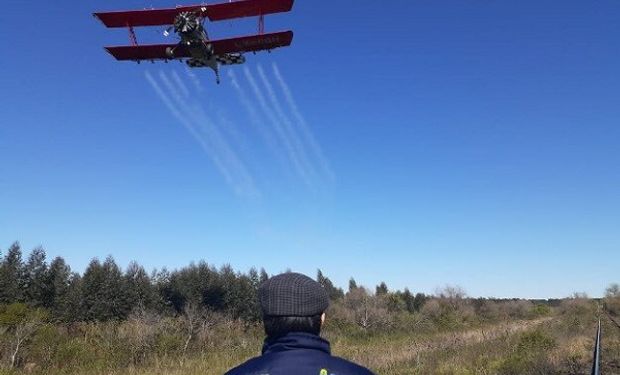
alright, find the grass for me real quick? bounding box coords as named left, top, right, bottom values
left=2, top=305, right=619, bottom=374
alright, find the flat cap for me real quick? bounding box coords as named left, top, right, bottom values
left=259, top=272, right=329, bottom=317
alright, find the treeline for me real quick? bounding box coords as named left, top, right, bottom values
left=1, top=242, right=433, bottom=323
left=1, top=242, right=269, bottom=322
left=1, top=242, right=558, bottom=328
left=2, top=241, right=610, bottom=373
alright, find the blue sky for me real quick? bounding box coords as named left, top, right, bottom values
left=1, top=0, right=619, bottom=298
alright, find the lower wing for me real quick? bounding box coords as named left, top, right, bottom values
left=104, top=31, right=293, bottom=61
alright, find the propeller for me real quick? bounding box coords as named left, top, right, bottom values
left=174, top=12, right=201, bottom=34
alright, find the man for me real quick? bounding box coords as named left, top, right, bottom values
left=225, top=272, right=375, bottom=375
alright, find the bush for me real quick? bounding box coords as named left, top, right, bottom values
left=493, top=329, right=556, bottom=375
left=530, top=304, right=551, bottom=317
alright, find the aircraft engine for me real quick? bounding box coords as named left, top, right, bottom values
left=174, top=12, right=201, bottom=34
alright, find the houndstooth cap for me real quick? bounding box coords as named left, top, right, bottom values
left=259, top=272, right=329, bottom=317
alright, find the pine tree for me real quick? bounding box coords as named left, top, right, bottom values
left=125, top=261, right=157, bottom=312
left=348, top=278, right=358, bottom=293
left=62, top=273, right=83, bottom=322
left=0, top=242, right=26, bottom=303
left=101, top=256, right=131, bottom=320
left=259, top=268, right=269, bottom=284
left=402, top=288, right=415, bottom=313
left=81, top=257, right=131, bottom=321
left=220, top=266, right=259, bottom=320
left=376, top=282, right=389, bottom=296
left=317, top=269, right=344, bottom=300
left=248, top=267, right=260, bottom=289
left=46, top=257, right=72, bottom=317
left=23, top=247, right=48, bottom=307
left=81, top=258, right=105, bottom=320
left=413, top=292, right=428, bottom=312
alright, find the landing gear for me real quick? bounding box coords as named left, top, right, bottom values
left=186, top=58, right=220, bottom=84
left=215, top=69, right=221, bottom=85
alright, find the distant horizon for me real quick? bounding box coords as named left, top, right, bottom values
left=2, top=240, right=609, bottom=300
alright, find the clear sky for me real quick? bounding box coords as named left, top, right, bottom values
left=1, top=0, right=618, bottom=299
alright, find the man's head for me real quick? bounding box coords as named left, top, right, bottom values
left=258, top=272, right=329, bottom=339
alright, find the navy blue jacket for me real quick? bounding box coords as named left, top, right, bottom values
left=224, top=332, right=375, bottom=375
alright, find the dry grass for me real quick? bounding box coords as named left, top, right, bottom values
left=2, top=310, right=618, bottom=375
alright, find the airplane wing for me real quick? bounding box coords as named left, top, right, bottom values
left=210, top=31, right=293, bottom=54
left=94, top=0, right=293, bottom=28
left=105, top=44, right=191, bottom=61
left=104, top=31, right=292, bottom=61
left=94, top=6, right=205, bottom=28
left=206, top=0, right=294, bottom=21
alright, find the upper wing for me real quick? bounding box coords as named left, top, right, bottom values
left=105, top=44, right=191, bottom=61
left=210, top=31, right=293, bottom=54
left=94, top=6, right=205, bottom=28
left=206, top=0, right=294, bottom=21
left=94, top=0, right=293, bottom=27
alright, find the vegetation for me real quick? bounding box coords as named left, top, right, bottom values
left=0, top=241, right=618, bottom=374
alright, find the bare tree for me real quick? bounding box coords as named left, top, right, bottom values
left=180, top=303, right=201, bottom=356
left=179, top=303, right=219, bottom=359
left=345, top=288, right=390, bottom=330
left=606, top=283, right=620, bottom=298
left=0, top=303, right=47, bottom=368
left=604, top=283, right=620, bottom=316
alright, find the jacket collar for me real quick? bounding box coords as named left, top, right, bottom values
left=262, top=332, right=331, bottom=356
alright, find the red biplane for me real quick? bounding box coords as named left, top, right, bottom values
left=94, top=0, right=294, bottom=83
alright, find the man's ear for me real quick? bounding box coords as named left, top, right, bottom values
left=321, top=312, right=326, bottom=325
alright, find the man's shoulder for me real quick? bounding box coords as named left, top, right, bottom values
left=224, top=355, right=265, bottom=375
left=325, top=355, right=375, bottom=375
left=224, top=353, right=375, bottom=375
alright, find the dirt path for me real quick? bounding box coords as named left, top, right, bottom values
left=416, top=317, right=553, bottom=352
left=338, top=317, right=554, bottom=370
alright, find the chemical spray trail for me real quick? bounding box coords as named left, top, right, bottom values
left=159, top=70, right=259, bottom=197
left=272, top=62, right=335, bottom=183
left=228, top=69, right=293, bottom=180
left=243, top=66, right=313, bottom=186
left=145, top=70, right=259, bottom=198
left=256, top=64, right=318, bottom=185
left=184, top=67, right=203, bottom=93
left=228, top=70, right=278, bottom=152
left=145, top=71, right=235, bottom=188
left=171, top=70, right=190, bottom=99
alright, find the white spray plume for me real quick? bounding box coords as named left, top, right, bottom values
left=243, top=66, right=313, bottom=186
left=272, top=63, right=335, bottom=183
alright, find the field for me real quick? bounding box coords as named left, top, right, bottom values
left=1, top=245, right=619, bottom=374
left=1, top=299, right=619, bottom=375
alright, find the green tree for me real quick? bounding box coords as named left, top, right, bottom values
left=0, top=242, right=25, bottom=303
left=348, top=278, right=358, bottom=293
left=23, top=247, right=48, bottom=307
left=259, top=268, right=269, bottom=284
left=46, top=257, right=72, bottom=317
left=248, top=267, right=260, bottom=289
left=317, top=269, right=344, bottom=300
left=81, top=257, right=131, bottom=321
left=220, top=265, right=259, bottom=320
left=61, top=273, right=83, bottom=321
left=402, top=288, right=416, bottom=313
left=376, top=282, right=388, bottom=296
left=125, top=261, right=157, bottom=312
left=413, top=292, right=428, bottom=312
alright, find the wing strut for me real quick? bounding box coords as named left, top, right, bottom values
left=258, top=14, right=264, bottom=35
left=128, top=25, right=138, bottom=46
